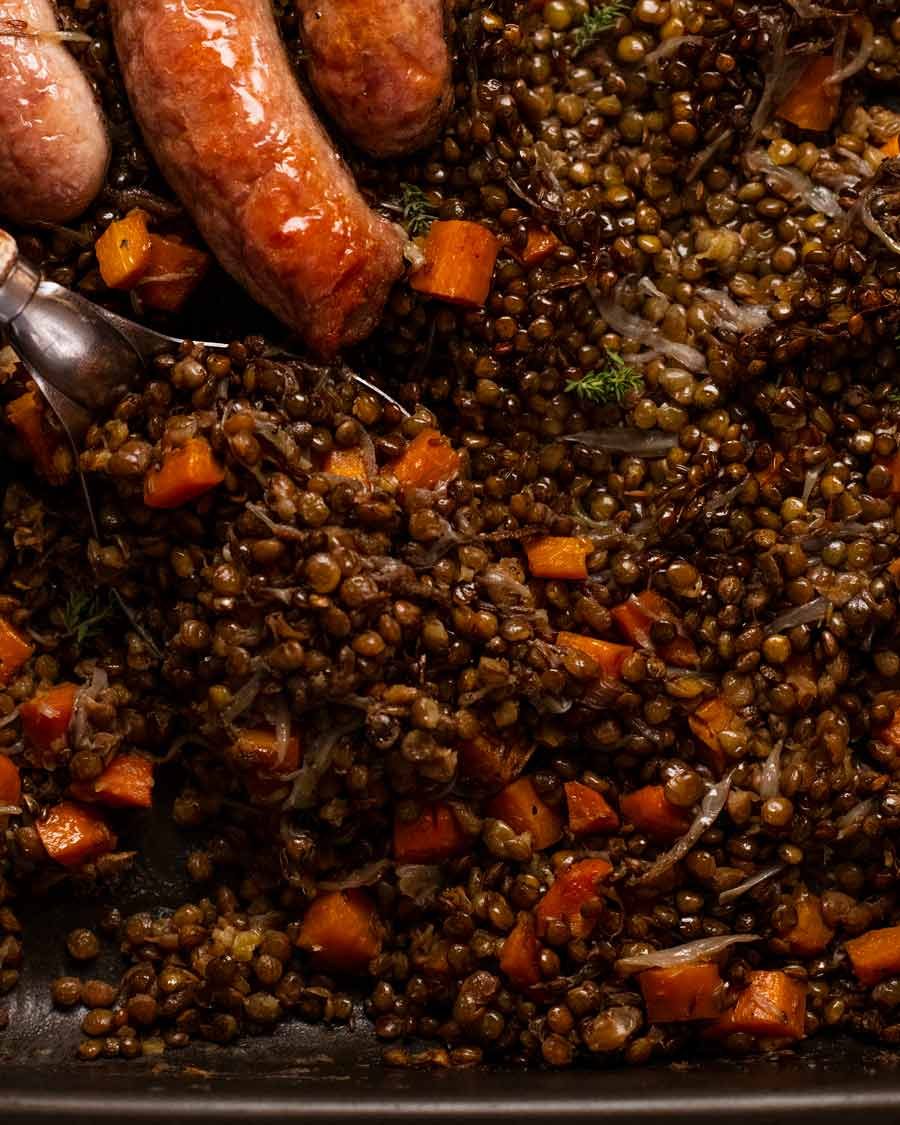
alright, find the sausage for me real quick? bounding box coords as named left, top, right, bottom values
left=0, top=0, right=110, bottom=224
left=109, top=0, right=406, bottom=357
left=297, top=0, right=452, bottom=159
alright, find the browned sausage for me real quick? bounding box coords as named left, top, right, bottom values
left=297, top=0, right=452, bottom=159
left=0, top=0, right=110, bottom=223
left=109, top=0, right=406, bottom=357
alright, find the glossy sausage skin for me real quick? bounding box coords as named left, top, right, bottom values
left=298, top=0, right=452, bottom=159
left=110, top=0, right=406, bottom=356
left=0, top=0, right=110, bottom=223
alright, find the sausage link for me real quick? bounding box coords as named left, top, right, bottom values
left=0, top=0, right=110, bottom=224
left=110, top=0, right=406, bottom=357
left=298, top=0, right=452, bottom=159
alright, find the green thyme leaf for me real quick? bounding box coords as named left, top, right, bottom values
left=573, top=2, right=628, bottom=56
left=399, top=183, right=436, bottom=239
left=565, top=351, right=644, bottom=405
left=61, top=590, right=115, bottom=647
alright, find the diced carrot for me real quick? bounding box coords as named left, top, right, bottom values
left=458, top=731, right=533, bottom=791
left=143, top=437, right=225, bottom=509
left=876, top=454, right=900, bottom=499
left=755, top=451, right=784, bottom=489
left=296, top=889, right=382, bottom=974
left=487, top=777, right=563, bottom=851
left=410, top=220, right=500, bottom=307
left=36, top=801, right=117, bottom=868
left=95, top=209, right=152, bottom=289
left=388, top=428, right=460, bottom=491
left=393, top=802, right=469, bottom=863
left=137, top=235, right=211, bottom=312
left=888, top=558, right=900, bottom=579
left=776, top=56, right=840, bottom=132
left=620, top=785, right=690, bottom=841
left=6, top=388, right=64, bottom=482
left=70, top=753, right=154, bottom=809
left=689, top=696, right=745, bottom=775
left=499, top=914, right=541, bottom=989
left=882, top=134, right=900, bottom=158
left=525, top=536, right=591, bottom=580
left=611, top=590, right=699, bottom=668
left=535, top=857, right=613, bottom=939
left=323, top=447, right=369, bottom=484
left=845, top=925, right=900, bottom=986
left=557, top=631, right=634, bottom=680
left=639, top=963, right=724, bottom=1022
left=507, top=226, right=560, bottom=268
left=0, top=756, right=21, bottom=807
left=711, top=970, right=806, bottom=1041
left=0, top=618, right=33, bottom=685
left=228, top=728, right=302, bottom=776
left=564, top=780, right=619, bottom=836
left=784, top=891, right=833, bottom=956
left=21, top=682, right=78, bottom=752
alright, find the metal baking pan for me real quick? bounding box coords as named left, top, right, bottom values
left=0, top=788, right=898, bottom=1125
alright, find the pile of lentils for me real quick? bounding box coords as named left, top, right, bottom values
left=4, top=0, right=900, bottom=1072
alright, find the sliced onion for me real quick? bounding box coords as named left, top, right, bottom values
left=638, top=771, right=734, bottom=884
left=766, top=596, right=829, bottom=634
left=835, top=148, right=873, bottom=182
left=637, top=276, right=668, bottom=301
left=590, top=286, right=707, bottom=372
left=396, top=864, right=444, bottom=905
left=697, top=287, right=770, bottom=334
left=759, top=742, right=783, bottom=800
left=72, top=668, right=106, bottom=750
left=836, top=798, right=876, bottom=839
left=319, top=859, right=391, bottom=891
left=0, top=805, right=21, bottom=816
left=802, top=464, right=825, bottom=505
left=824, top=18, right=873, bottom=86
left=615, top=933, right=759, bottom=976
left=719, top=865, right=785, bottom=906
left=563, top=429, right=678, bottom=456
left=855, top=183, right=900, bottom=256
left=222, top=671, right=264, bottom=724
left=245, top=503, right=307, bottom=541
left=644, top=35, right=705, bottom=65
left=478, top=565, right=533, bottom=607
left=271, top=695, right=291, bottom=768
left=687, top=128, right=735, bottom=183
left=0, top=18, right=90, bottom=42
left=284, top=718, right=360, bottom=809
left=744, top=150, right=842, bottom=218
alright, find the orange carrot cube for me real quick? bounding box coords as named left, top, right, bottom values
left=0, top=618, right=33, bottom=685
left=500, top=914, right=541, bottom=989
left=487, top=777, right=563, bottom=851
left=388, top=428, right=460, bottom=491
left=95, top=209, right=152, bottom=289
left=640, top=963, right=724, bottom=1022
left=620, top=785, right=690, bottom=841
left=144, top=437, right=225, bottom=509
left=535, top=858, right=613, bottom=938
left=564, top=781, right=619, bottom=836
left=525, top=536, right=591, bottom=580
left=393, top=802, right=469, bottom=863
left=21, top=682, right=78, bottom=752
left=36, top=801, right=117, bottom=868
left=410, top=220, right=500, bottom=308
left=296, top=889, right=382, bottom=974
